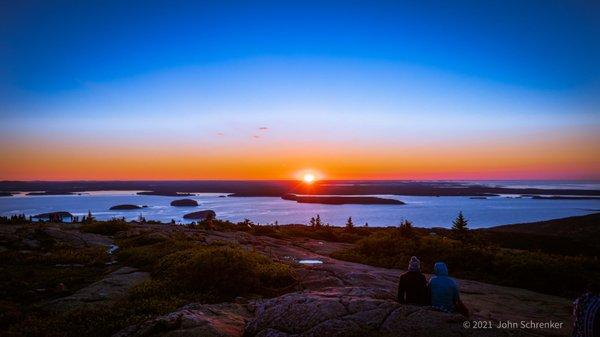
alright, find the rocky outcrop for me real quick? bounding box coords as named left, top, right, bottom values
left=113, top=302, right=250, bottom=337
left=246, top=287, right=515, bottom=337
left=115, top=287, right=520, bottom=337
left=183, top=210, right=216, bottom=220
left=170, top=199, right=199, bottom=207
left=48, top=267, right=149, bottom=312
left=110, top=204, right=142, bottom=210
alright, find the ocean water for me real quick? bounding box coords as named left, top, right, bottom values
left=1, top=191, right=598, bottom=228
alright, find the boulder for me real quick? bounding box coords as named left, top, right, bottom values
left=183, top=210, right=216, bottom=220
left=110, top=204, right=142, bottom=210
left=171, top=199, right=199, bottom=207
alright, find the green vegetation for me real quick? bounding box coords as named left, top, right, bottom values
left=332, top=228, right=600, bottom=297
left=3, top=226, right=296, bottom=337
left=80, top=218, right=132, bottom=235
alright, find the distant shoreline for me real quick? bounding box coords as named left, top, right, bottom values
left=1, top=180, right=598, bottom=198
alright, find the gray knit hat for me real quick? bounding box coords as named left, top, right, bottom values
left=408, top=256, right=420, bottom=272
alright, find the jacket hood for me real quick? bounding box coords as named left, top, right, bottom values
left=434, top=262, right=448, bottom=276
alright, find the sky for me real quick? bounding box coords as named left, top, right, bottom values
left=1, top=0, right=599, bottom=180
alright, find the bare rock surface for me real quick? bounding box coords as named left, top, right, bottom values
left=48, top=266, right=149, bottom=311
left=246, top=286, right=518, bottom=337
left=202, top=231, right=573, bottom=336
left=113, top=302, right=250, bottom=337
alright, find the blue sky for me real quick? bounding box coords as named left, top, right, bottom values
left=0, top=0, right=599, bottom=180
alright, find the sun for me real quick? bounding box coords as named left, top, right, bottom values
left=303, top=173, right=315, bottom=183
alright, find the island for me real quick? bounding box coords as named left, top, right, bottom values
left=109, top=204, right=143, bottom=210
left=26, top=191, right=75, bottom=196
left=32, top=211, right=74, bottom=221
left=281, top=194, right=404, bottom=205
left=0, top=192, right=12, bottom=197
left=137, top=191, right=194, bottom=197
left=170, top=199, right=199, bottom=207
left=182, top=210, right=216, bottom=220
left=529, top=195, right=600, bottom=200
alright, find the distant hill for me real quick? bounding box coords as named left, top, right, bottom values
left=489, top=213, right=600, bottom=241
left=480, top=213, right=600, bottom=256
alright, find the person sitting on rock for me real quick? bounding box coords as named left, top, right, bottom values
left=573, top=282, right=600, bottom=337
left=397, top=256, right=428, bottom=304
left=428, top=262, right=460, bottom=313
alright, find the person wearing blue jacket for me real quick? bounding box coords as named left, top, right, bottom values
left=428, top=262, right=460, bottom=313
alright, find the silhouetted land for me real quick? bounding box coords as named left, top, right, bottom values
left=32, top=211, right=74, bottom=219
left=109, top=204, right=142, bottom=210
left=182, top=210, right=216, bottom=220
left=137, top=191, right=194, bottom=196
left=26, top=191, right=76, bottom=195
left=1, top=180, right=598, bottom=197
left=282, top=194, right=405, bottom=205
left=530, top=195, right=600, bottom=200
left=170, top=199, right=199, bottom=207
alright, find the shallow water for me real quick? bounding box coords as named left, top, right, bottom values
left=298, top=260, right=324, bottom=265
left=1, top=191, right=599, bottom=228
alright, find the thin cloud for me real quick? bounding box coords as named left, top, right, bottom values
left=258, top=127, right=268, bottom=130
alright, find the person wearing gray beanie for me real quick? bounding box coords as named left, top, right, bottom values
left=397, top=256, right=428, bottom=304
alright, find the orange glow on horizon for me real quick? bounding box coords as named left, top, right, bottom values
left=0, top=128, right=598, bottom=181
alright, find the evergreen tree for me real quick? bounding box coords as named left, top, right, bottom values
left=452, top=211, right=469, bottom=233
left=398, top=219, right=414, bottom=238
left=452, top=211, right=469, bottom=240
left=315, top=214, right=322, bottom=228
left=309, top=216, right=316, bottom=227
left=86, top=210, right=94, bottom=223
left=345, top=217, right=354, bottom=231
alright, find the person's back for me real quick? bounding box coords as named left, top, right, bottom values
left=428, top=262, right=459, bottom=313
left=397, top=256, right=427, bottom=304
left=573, top=283, right=600, bottom=337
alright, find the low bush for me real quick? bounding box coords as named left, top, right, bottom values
left=156, top=245, right=296, bottom=299
left=332, top=230, right=600, bottom=297
left=80, top=219, right=131, bottom=235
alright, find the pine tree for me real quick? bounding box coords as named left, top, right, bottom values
left=345, top=217, right=354, bottom=231
left=315, top=214, right=322, bottom=228
left=398, top=219, right=414, bottom=238
left=309, top=216, right=316, bottom=227
left=86, top=210, right=94, bottom=223
left=451, top=211, right=469, bottom=237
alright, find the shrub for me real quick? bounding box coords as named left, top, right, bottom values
left=156, top=245, right=296, bottom=299
left=80, top=220, right=131, bottom=235
left=332, top=230, right=600, bottom=297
